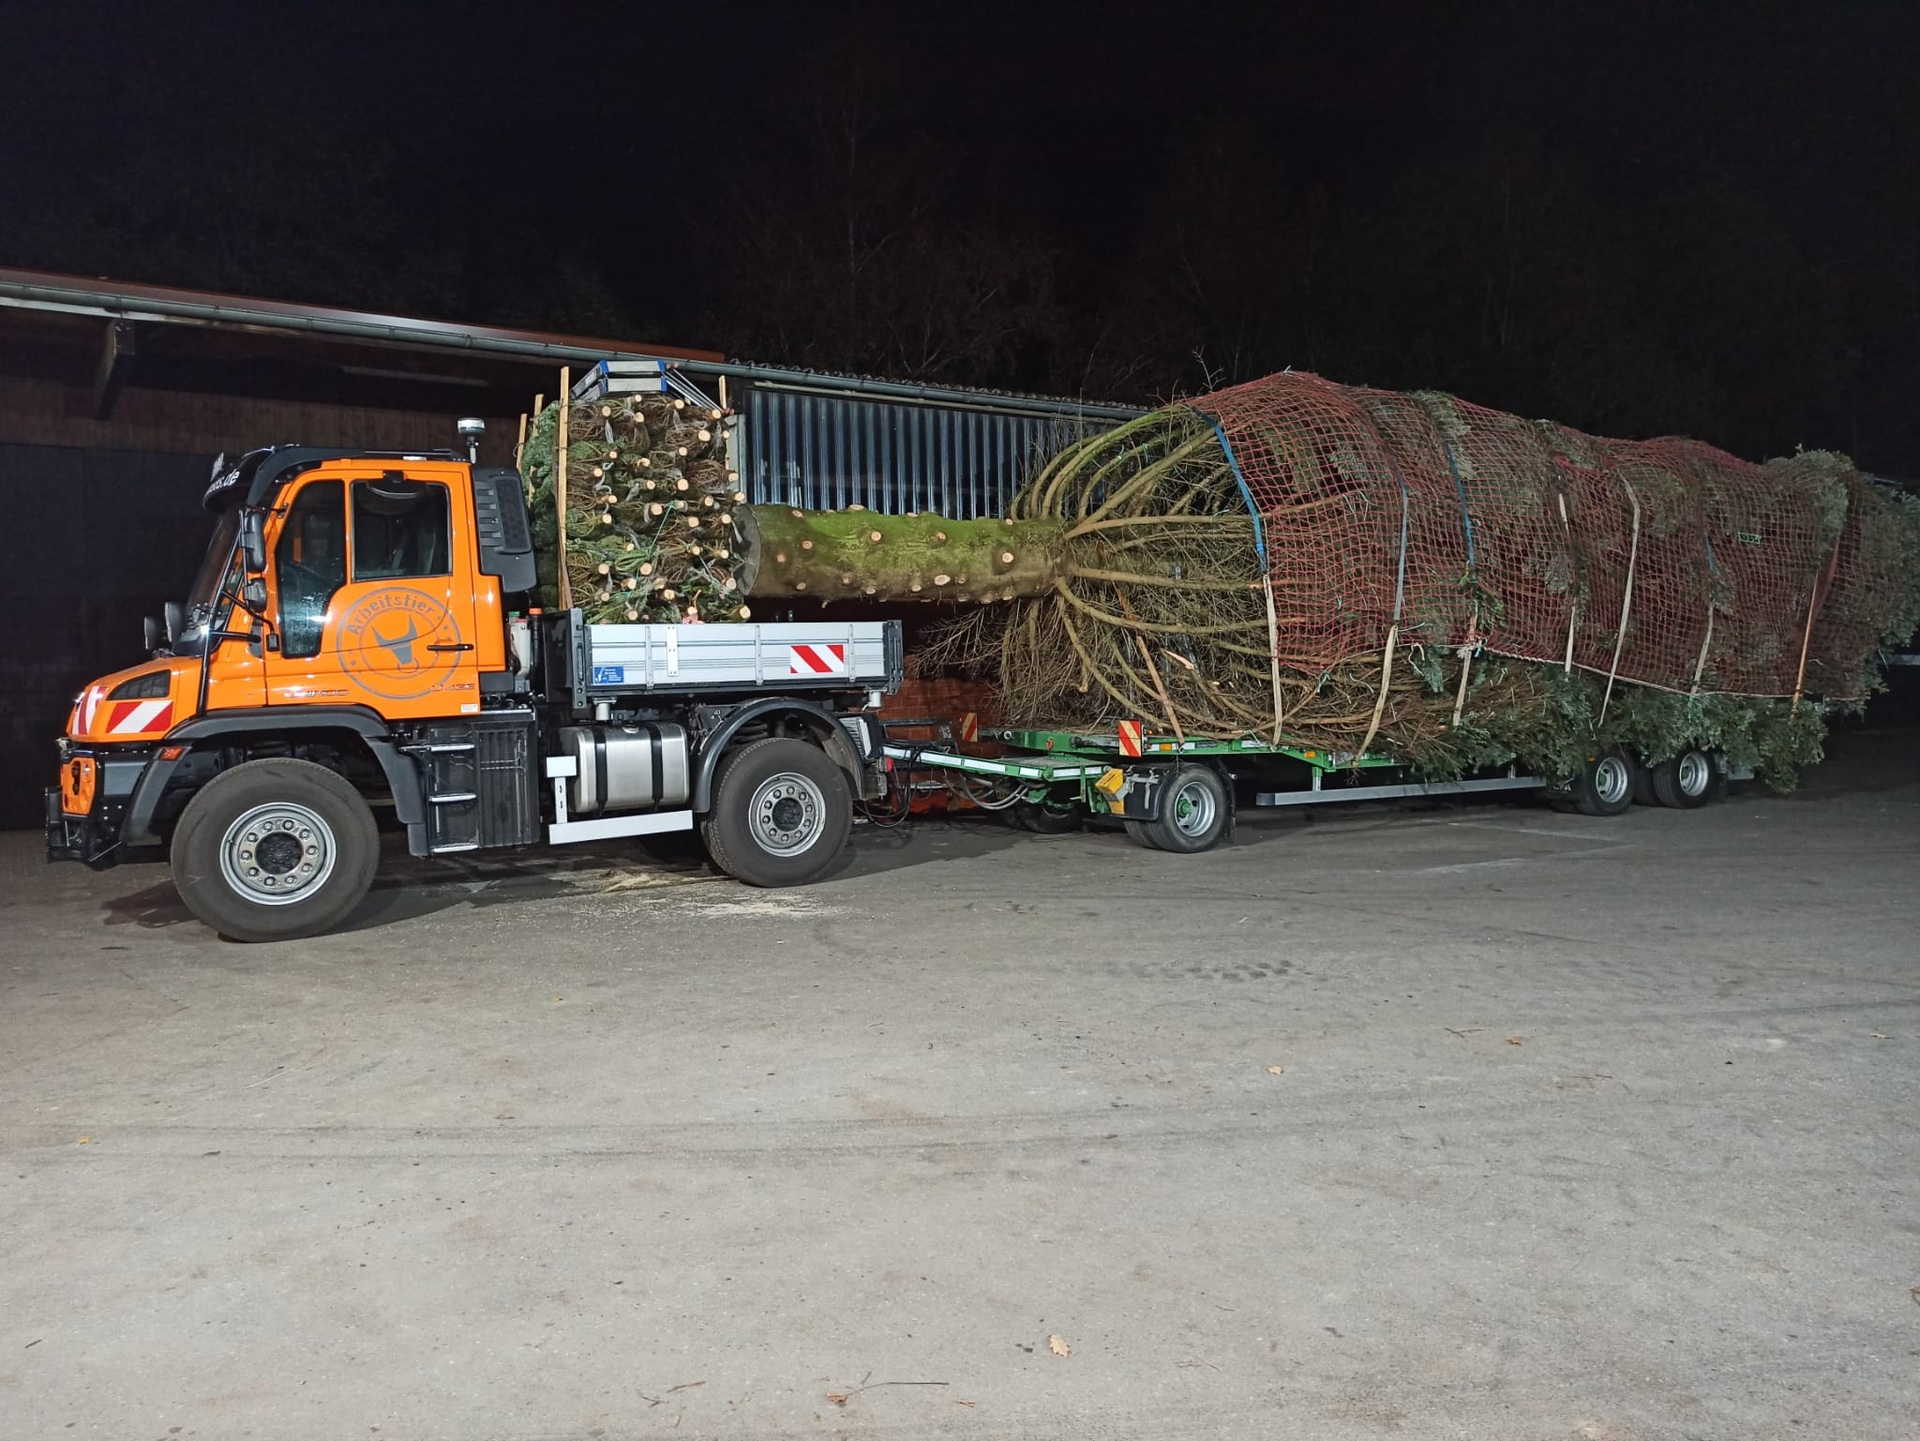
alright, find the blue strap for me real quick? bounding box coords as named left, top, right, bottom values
left=1189, top=409, right=1268, bottom=563
left=1438, top=436, right=1477, bottom=572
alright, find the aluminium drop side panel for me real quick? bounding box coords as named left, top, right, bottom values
left=581, top=621, right=898, bottom=694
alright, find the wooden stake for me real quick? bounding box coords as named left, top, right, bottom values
left=1599, top=479, right=1641, bottom=726
left=1112, top=585, right=1183, bottom=742
left=1354, top=624, right=1399, bottom=761
left=1451, top=639, right=1475, bottom=728
left=1260, top=574, right=1286, bottom=744
left=555, top=368, right=572, bottom=610
left=1556, top=489, right=1579, bottom=674
left=1690, top=604, right=1715, bottom=695
left=1791, top=537, right=1843, bottom=708
left=514, top=412, right=529, bottom=471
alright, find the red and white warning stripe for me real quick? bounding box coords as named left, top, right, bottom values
left=1117, top=719, right=1145, bottom=757
left=788, top=643, right=848, bottom=676
left=106, top=699, right=175, bottom=735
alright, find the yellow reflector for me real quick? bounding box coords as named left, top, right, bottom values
left=1095, top=767, right=1126, bottom=795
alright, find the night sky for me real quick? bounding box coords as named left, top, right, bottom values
left=2, top=1, right=1915, bottom=473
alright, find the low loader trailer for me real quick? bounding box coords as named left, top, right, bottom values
left=881, top=721, right=1731, bottom=853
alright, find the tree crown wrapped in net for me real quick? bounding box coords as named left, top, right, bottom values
left=931, top=372, right=1920, bottom=788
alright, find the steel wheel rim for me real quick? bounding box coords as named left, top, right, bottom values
left=1171, top=778, right=1218, bottom=838
left=1676, top=752, right=1711, bottom=797
left=748, top=771, right=827, bottom=857
left=1593, top=756, right=1631, bottom=806
left=219, top=801, right=337, bottom=906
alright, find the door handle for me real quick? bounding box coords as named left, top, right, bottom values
left=427, top=642, right=475, bottom=652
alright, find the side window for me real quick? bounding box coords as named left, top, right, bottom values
left=274, top=480, right=346, bottom=659
left=353, top=478, right=450, bottom=580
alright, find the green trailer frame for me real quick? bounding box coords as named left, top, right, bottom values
left=879, top=723, right=1546, bottom=835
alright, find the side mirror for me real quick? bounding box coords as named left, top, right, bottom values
left=241, top=577, right=269, bottom=615
left=163, top=600, right=185, bottom=646
left=239, top=510, right=268, bottom=574
left=144, top=614, right=163, bottom=654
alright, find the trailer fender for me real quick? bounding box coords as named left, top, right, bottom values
left=122, top=705, right=425, bottom=846
left=1106, top=760, right=1236, bottom=836
left=693, top=698, right=868, bottom=812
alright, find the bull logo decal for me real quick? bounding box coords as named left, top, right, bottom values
left=336, top=589, right=462, bottom=700
left=371, top=618, right=422, bottom=669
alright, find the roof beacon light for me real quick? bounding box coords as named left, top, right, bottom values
left=456, top=417, right=486, bottom=463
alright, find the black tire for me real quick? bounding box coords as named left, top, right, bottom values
left=1571, top=749, right=1637, bottom=818
left=1649, top=748, right=1717, bottom=809
left=638, top=828, right=708, bottom=864
left=170, top=757, right=380, bottom=942
left=1014, top=801, right=1082, bottom=834
left=1631, top=761, right=1659, bottom=807
left=700, top=737, right=852, bottom=887
left=1141, top=765, right=1231, bottom=853
left=1123, top=819, right=1162, bottom=851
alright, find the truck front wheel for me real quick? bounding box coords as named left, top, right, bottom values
left=171, top=758, right=380, bottom=942
left=701, top=737, right=852, bottom=887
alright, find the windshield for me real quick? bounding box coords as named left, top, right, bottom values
left=185, top=507, right=241, bottom=617
left=171, top=506, right=244, bottom=656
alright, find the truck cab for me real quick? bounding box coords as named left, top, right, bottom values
left=48, top=444, right=900, bottom=941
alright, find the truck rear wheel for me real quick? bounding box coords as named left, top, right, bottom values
left=171, top=758, right=380, bottom=942
left=1650, top=748, right=1717, bottom=809
left=700, top=737, right=852, bottom=887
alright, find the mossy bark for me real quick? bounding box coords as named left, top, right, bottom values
left=742, top=507, right=1067, bottom=604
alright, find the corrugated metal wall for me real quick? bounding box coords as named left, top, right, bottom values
left=737, top=386, right=1113, bottom=519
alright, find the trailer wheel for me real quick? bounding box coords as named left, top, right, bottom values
left=1571, top=749, right=1637, bottom=817
left=1140, top=765, right=1230, bottom=853
left=171, top=758, right=380, bottom=942
left=1631, top=760, right=1659, bottom=806
left=701, top=737, right=851, bottom=887
left=1122, top=820, right=1161, bottom=851
left=1014, top=801, right=1082, bottom=834
left=1650, top=748, right=1717, bottom=809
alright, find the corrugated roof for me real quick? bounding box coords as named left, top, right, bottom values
left=0, top=267, right=723, bottom=365
left=0, top=267, right=1144, bottom=420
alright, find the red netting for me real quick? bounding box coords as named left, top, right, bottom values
left=1190, top=372, right=1877, bottom=699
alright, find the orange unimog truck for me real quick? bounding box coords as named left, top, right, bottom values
left=47, top=440, right=900, bottom=941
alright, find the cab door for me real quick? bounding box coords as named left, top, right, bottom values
left=263, top=469, right=481, bottom=719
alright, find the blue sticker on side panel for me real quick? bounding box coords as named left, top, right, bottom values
left=591, top=665, right=625, bottom=685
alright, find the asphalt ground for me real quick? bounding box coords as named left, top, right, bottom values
left=2, top=729, right=1916, bottom=1440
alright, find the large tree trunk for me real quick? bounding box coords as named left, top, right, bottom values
left=741, top=507, right=1065, bottom=603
